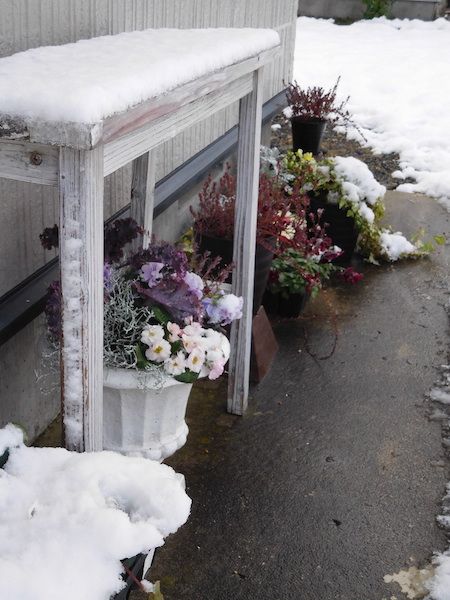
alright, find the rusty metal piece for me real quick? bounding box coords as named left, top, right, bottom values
left=30, top=152, right=43, bottom=166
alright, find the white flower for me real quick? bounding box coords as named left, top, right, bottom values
left=183, top=322, right=203, bottom=337
left=164, top=351, right=187, bottom=376
left=205, top=348, right=224, bottom=364
left=141, top=324, right=165, bottom=346
left=145, top=339, right=171, bottom=363
left=185, top=348, right=205, bottom=373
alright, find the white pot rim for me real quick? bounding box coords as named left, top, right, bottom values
left=103, top=366, right=206, bottom=390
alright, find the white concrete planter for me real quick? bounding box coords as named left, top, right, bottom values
left=103, top=367, right=192, bottom=461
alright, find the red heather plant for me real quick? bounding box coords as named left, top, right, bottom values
left=191, top=168, right=331, bottom=258
left=286, top=77, right=351, bottom=124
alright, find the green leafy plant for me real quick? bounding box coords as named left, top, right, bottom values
left=363, top=0, right=391, bottom=19
left=279, top=149, right=441, bottom=264
left=268, top=249, right=335, bottom=299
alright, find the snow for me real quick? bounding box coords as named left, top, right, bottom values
left=0, top=426, right=191, bottom=600
left=428, top=552, right=450, bottom=600
left=0, top=28, right=280, bottom=124
left=294, top=17, right=450, bottom=208
left=379, top=231, right=416, bottom=261
left=333, top=157, right=386, bottom=206
left=0, top=423, right=24, bottom=456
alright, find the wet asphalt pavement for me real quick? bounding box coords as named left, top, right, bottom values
left=152, top=192, right=450, bottom=600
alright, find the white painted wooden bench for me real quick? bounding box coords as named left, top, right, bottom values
left=0, top=28, right=280, bottom=452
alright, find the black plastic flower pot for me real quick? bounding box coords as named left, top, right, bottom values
left=291, top=117, right=327, bottom=155
left=278, top=291, right=308, bottom=318
left=308, top=192, right=358, bottom=262
left=196, top=232, right=274, bottom=316
left=263, top=289, right=308, bottom=319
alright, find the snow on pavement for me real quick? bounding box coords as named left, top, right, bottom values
left=294, top=17, right=450, bottom=209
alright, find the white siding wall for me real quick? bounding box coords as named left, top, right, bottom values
left=0, top=0, right=298, bottom=437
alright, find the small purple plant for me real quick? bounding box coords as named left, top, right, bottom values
left=39, top=219, right=244, bottom=371
left=140, top=262, right=164, bottom=287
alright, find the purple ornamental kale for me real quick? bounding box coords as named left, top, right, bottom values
left=39, top=225, right=59, bottom=250
left=135, top=279, right=203, bottom=324
left=104, top=218, right=142, bottom=264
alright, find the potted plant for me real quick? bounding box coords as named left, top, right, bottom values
left=284, top=77, right=352, bottom=155
left=190, top=168, right=318, bottom=315
left=264, top=249, right=335, bottom=318
left=278, top=148, right=438, bottom=264
left=40, top=219, right=243, bottom=461
left=282, top=150, right=366, bottom=261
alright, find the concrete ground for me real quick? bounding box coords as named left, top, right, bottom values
left=151, top=192, right=450, bottom=600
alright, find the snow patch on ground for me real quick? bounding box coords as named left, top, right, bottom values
left=294, top=17, right=450, bottom=208
left=427, top=336, right=450, bottom=599
left=0, top=28, right=280, bottom=123
left=427, top=553, right=450, bottom=600
left=379, top=231, right=417, bottom=261
left=0, top=427, right=191, bottom=600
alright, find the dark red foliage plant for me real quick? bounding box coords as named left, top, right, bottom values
left=190, top=167, right=332, bottom=259
left=286, top=77, right=352, bottom=124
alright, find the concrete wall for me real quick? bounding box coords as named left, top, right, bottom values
left=297, top=0, right=444, bottom=20
left=0, top=0, right=298, bottom=440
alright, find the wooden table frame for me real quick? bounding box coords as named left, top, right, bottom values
left=0, top=45, right=280, bottom=452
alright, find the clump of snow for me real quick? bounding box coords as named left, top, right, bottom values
left=379, top=231, right=417, bottom=261
left=427, top=552, right=450, bottom=600
left=294, top=17, right=450, bottom=208
left=333, top=156, right=386, bottom=206
left=0, top=28, right=280, bottom=124
left=0, top=423, right=23, bottom=455
left=0, top=425, right=191, bottom=600
left=430, top=388, right=450, bottom=405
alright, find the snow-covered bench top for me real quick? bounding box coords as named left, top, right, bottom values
left=0, top=27, right=280, bottom=147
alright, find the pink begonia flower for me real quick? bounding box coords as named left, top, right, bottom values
left=208, top=359, right=226, bottom=380
left=182, top=334, right=204, bottom=354
left=167, top=321, right=182, bottom=342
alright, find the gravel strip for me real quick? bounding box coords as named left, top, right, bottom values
left=270, top=113, right=402, bottom=190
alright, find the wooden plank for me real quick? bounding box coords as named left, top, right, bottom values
left=130, top=149, right=157, bottom=248
left=104, top=73, right=253, bottom=177
left=227, top=67, right=264, bottom=416
left=59, top=145, right=104, bottom=452
left=0, top=140, right=59, bottom=186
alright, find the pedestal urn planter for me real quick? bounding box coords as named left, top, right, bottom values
left=103, top=367, right=193, bottom=461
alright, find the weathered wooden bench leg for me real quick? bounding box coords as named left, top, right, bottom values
left=227, top=67, right=264, bottom=415
left=59, top=146, right=104, bottom=451
left=131, top=149, right=157, bottom=249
